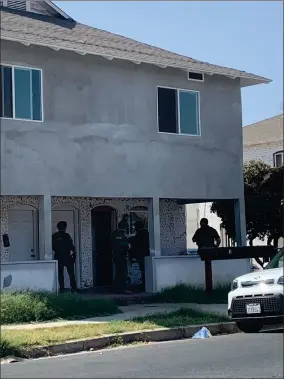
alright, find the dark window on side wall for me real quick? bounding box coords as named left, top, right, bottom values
left=158, top=87, right=200, bottom=136
left=157, top=87, right=178, bottom=134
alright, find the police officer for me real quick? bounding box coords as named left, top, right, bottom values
left=192, top=218, right=221, bottom=248
left=129, top=221, right=150, bottom=290
left=111, top=219, right=131, bottom=294
left=52, top=221, right=77, bottom=293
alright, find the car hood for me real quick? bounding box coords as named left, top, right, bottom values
left=234, top=268, right=283, bottom=283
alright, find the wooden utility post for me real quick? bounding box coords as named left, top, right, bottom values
left=204, top=260, right=213, bottom=293
left=198, top=246, right=276, bottom=294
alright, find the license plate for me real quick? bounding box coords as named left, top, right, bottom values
left=246, top=303, right=261, bottom=314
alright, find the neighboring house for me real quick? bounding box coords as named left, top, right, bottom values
left=188, top=114, right=283, bottom=250
left=243, top=114, right=284, bottom=167
left=0, top=1, right=270, bottom=293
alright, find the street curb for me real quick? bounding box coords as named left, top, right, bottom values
left=28, top=322, right=239, bottom=359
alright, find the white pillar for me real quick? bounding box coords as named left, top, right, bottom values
left=148, top=197, right=161, bottom=256
left=234, top=198, right=247, bottom=246
left=39, top=195, right=53, bottom=260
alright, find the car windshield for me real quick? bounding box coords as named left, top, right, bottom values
left=265, top=248, right=284, bottom=270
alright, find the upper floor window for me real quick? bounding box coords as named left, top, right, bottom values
left=157, top=87, right=201, bottom=136
left=0, top=65, right=43, bottom=121
left=273, top=151, right=284, bottom=167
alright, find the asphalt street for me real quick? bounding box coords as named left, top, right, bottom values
left=2, top=332, right=283, bottom=378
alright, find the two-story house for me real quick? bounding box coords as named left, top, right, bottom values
left=0, top=1, right=271, bottom=293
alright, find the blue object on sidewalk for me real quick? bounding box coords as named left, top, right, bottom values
left=192, top=327, right=212, bottom=339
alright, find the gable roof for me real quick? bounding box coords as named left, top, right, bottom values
left=0, top=6, right=271, bottom=87
left=0, top=0, right=73, bottom=19
left=243, top=114, right=284, bottom=146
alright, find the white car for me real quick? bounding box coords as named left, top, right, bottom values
left=228, top=248, right=284, bottom=333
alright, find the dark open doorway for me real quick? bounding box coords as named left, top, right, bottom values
left=91, top=206, right=117, bottom=287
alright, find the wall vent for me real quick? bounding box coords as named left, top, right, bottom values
left=188, top=72, right=204, bottom=82
left=3, top=0, right=27, bottom=11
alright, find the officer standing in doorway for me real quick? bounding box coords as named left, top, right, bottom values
left=111, top=219, right=131, bottom=294
left=129, top=221, right=150, bottom=290
left=52, top=221, right=77, bottom=293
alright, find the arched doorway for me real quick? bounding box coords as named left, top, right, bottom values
left=91, top=206, right=117, bottom=287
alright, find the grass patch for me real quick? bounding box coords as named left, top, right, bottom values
left=0, top=291, right=119, bottom=325
left=150, top=284, right=230, bottom=304
left=1, top=308, right=228, bottom=358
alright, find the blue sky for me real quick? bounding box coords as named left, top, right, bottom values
left=55, top=1, right=283, bottom=126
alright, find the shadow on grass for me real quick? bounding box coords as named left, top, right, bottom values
left=131, top=307, right=229, bottom=328
left=150, top=284, right=230, bottom=305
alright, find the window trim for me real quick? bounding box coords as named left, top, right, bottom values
left=128, top=207, right=148, bottom=237
left=0, top=63, right=44, bottom=122
left=157, top=85, right=201, bottom=137
left=187, top=72, right=204, bottom=82
left=273, top=150, right=284, bottom=167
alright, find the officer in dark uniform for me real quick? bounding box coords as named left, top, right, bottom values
left=111, top=220, right=130, bottom=294
left=52, top=221, right=77, bottom=293
left=192, top=218, right=221, bottom=248
left=129, top=221, right=150, bottom=290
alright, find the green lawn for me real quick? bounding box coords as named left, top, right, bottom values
left=1, top=308, right=229, bottom=358
left=0, top=291, right=119, bottom=325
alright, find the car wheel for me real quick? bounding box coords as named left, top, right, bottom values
left=236, top=321, right=263, bottom=333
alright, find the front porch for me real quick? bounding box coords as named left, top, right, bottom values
left=0, top=196, right=187, bottom=292
left=1, top=195, right=249, bottom=293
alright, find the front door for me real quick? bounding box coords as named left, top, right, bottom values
left=92, top=207, right=117, bottom=287
left=52, top=210, right=76, bottom=289
left=8, top=209, right=37, bottom=261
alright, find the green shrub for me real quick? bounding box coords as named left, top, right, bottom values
left=0, top=291, right=119, bottom=325
left=151, top=283, right=230, bottom=304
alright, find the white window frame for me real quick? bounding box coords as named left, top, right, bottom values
left=127, top=208, right=148, bottom=237
left=187, top=71, right=204, bottom=82
left=273, top=150, right=284, bottom=167
left=0, top=63, right=44, bottom=122
left=157, top=85, right=201, bottom=137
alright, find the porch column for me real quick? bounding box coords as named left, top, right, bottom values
left=39, top=195, right=53, bottom=260
left=234, top=198, right=247, bottom=246
left=148, top=197, right=161, bottom=256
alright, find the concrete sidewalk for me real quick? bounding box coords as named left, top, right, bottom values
left=1, top=303, right=227, bottom=331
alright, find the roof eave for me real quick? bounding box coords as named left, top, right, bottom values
left=0, top=35, right=271, bottom=86
left=43, top=0, right=74, bottom=20
left=240, top=77, right=272, bottom=87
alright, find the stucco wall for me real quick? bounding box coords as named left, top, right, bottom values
left=1, top=40, right=244, bottom=200
left=0, top=196, right=186, bottom=287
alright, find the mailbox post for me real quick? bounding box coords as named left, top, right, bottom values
left=198, top=246, right=276, bottom=294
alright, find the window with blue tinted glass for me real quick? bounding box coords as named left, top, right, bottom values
left=179, top=90, right=200, bottom=135
left=0, top=65, right=42, bottom=121
left=14, top=68, right=32, bottom=120
left=31, top=69, right=42, bottom=121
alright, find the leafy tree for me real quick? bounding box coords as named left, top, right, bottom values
left=211, top=160, right=283, bottom=247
